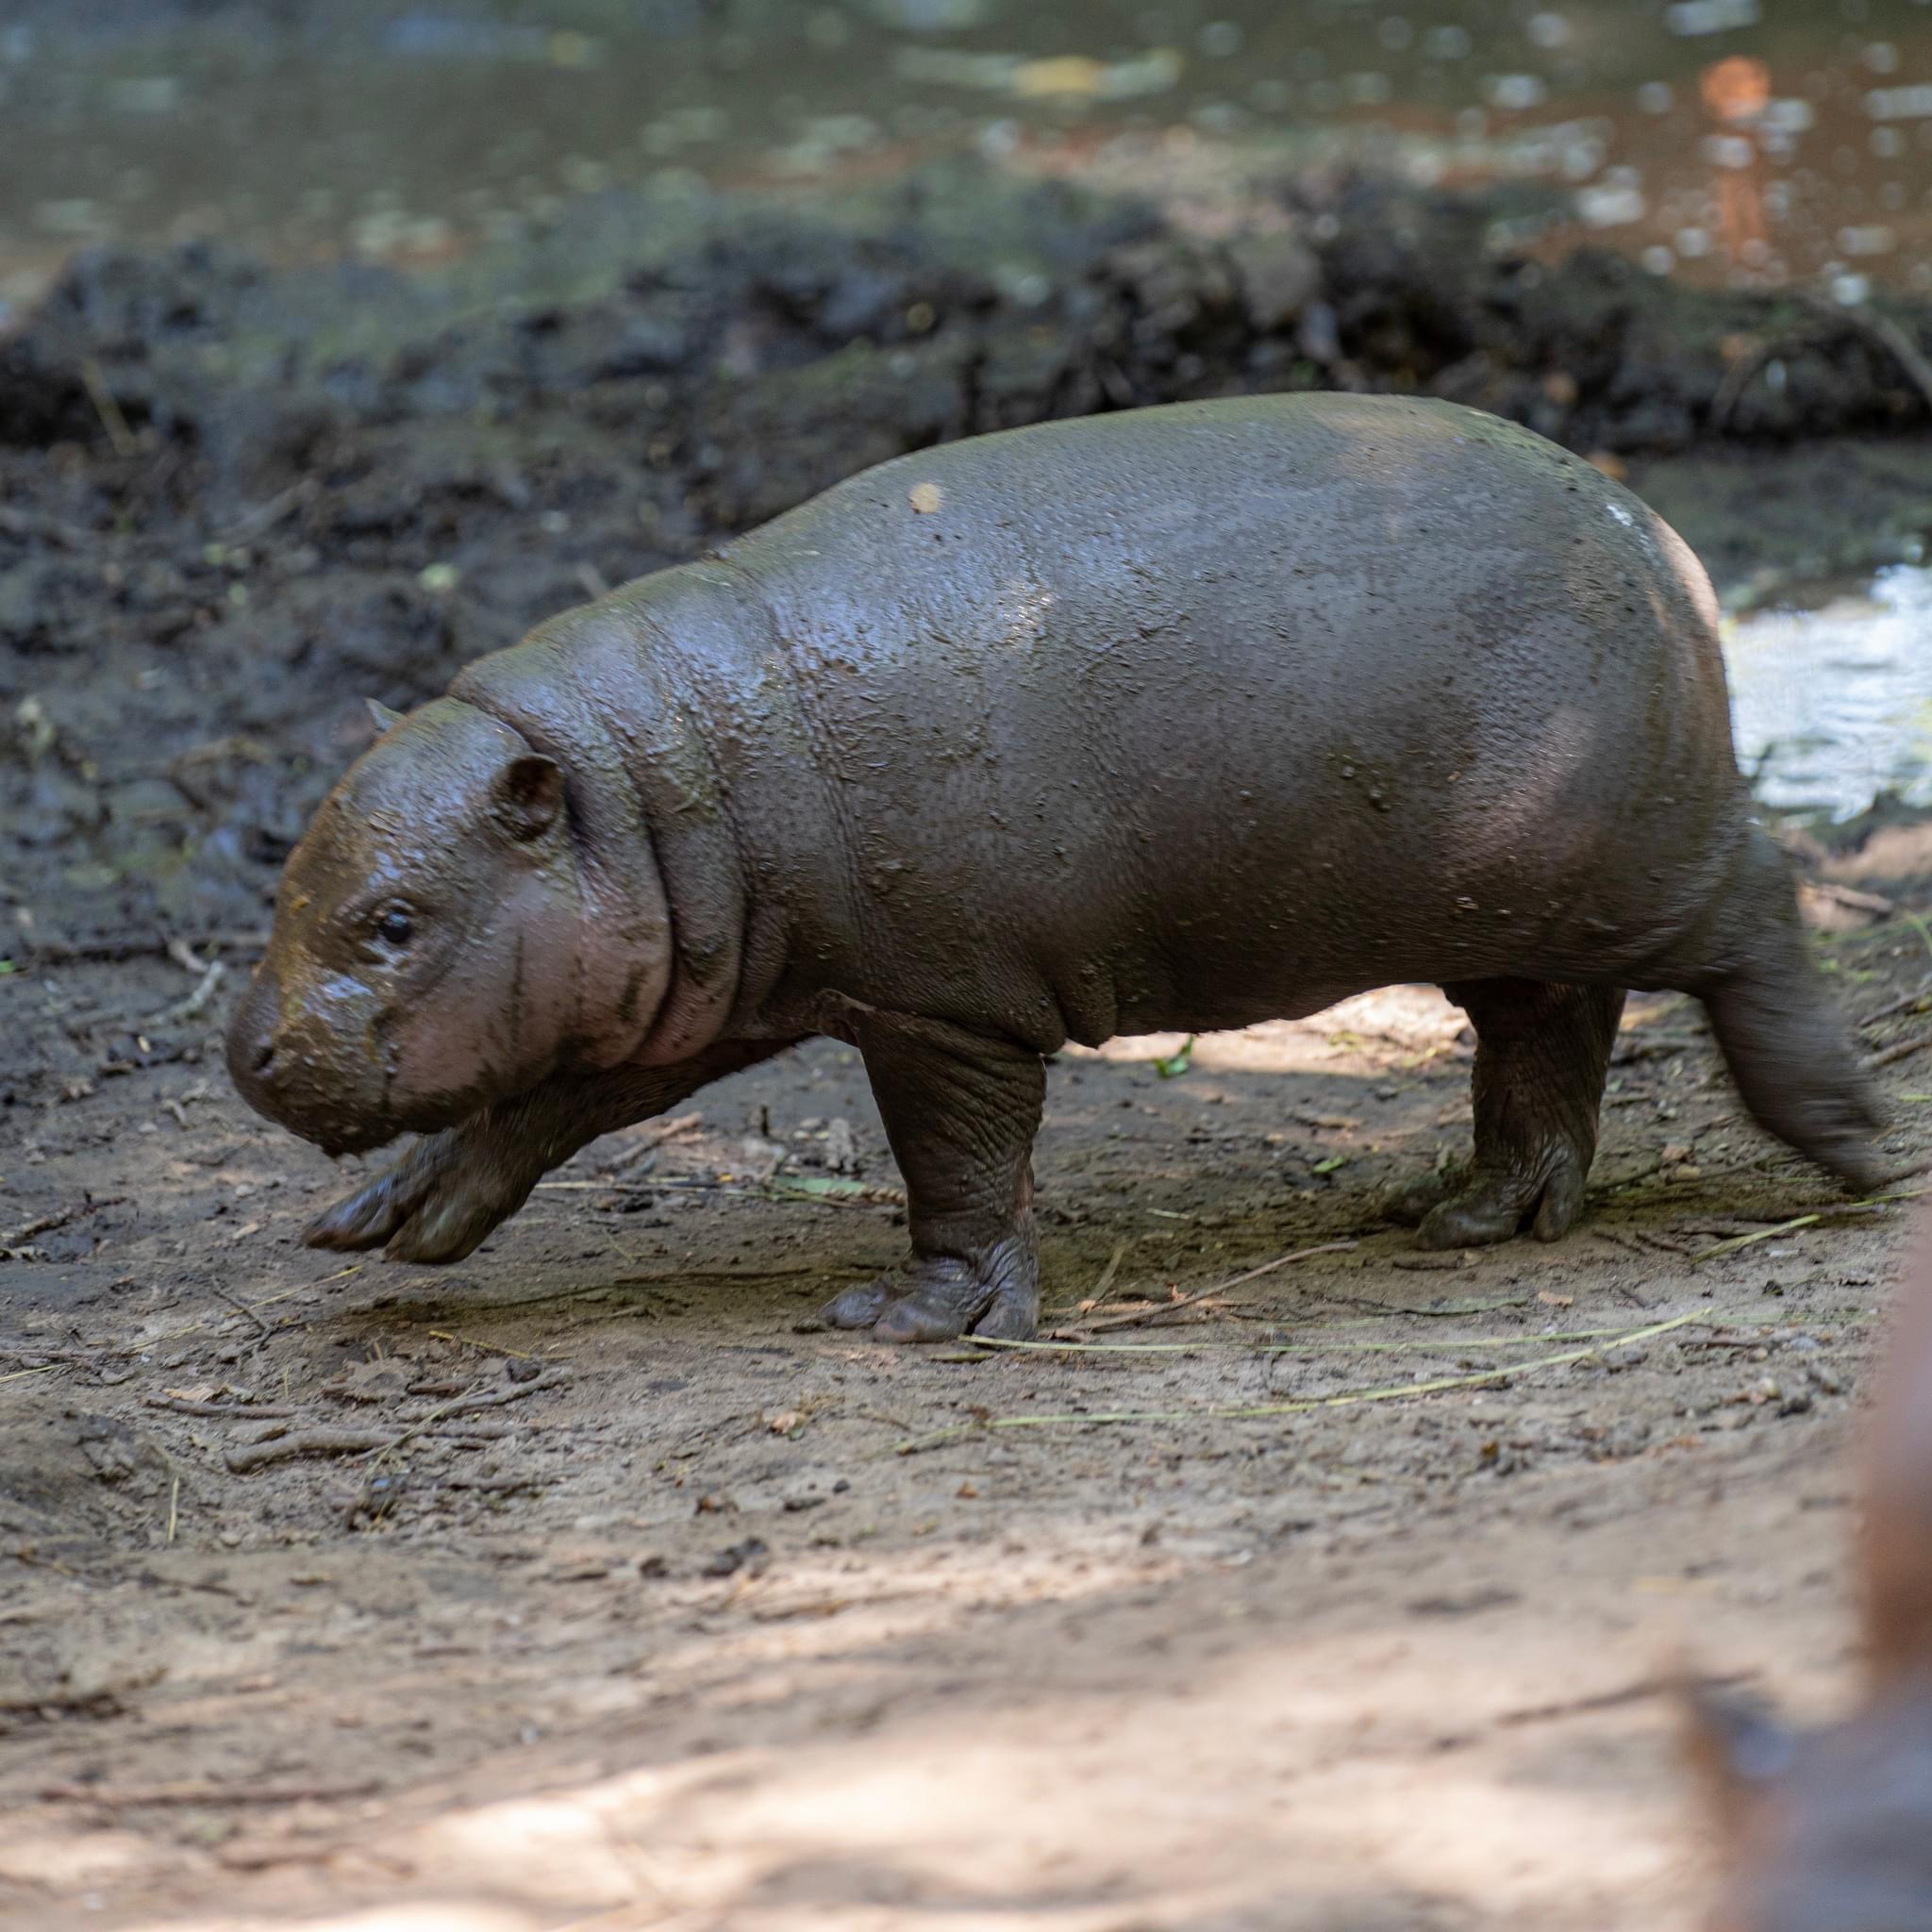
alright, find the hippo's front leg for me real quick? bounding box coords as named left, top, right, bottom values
left=306, top=1040, right=799, bottom=1264
left=821, top=1016, right=1045, bottom=1342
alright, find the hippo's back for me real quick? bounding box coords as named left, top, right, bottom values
left=704, top=395, right=1749, bottom=1041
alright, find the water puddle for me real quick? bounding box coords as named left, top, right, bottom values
left=2, top=1, right=1927, bottom=310
left=1725, top=564, right=1932, bottom=818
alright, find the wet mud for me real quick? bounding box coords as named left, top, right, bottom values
left=5, top=163, right=1932, bottom=984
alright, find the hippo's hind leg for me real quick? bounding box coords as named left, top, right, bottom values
left=820, top=1016, right=1044, bottom=1343
left=1690, top=831, right=1885, bottom=1190
left=1410, top=979, right=1625, bottom=1249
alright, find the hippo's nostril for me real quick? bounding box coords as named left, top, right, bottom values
left=252, top=1041, right=275, bottom=1074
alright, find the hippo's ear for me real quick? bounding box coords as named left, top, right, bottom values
left=1680, top=1677, right=1797, bottom=1840
left=365, top=698, right=406, bottom=736
left=489, top=754, right=565, bottom=843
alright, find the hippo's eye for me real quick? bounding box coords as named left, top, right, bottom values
left=375, top=908, right=413, bottom=948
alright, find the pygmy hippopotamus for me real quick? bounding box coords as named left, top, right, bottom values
left=1687, top=1222, right=1932, bottom=1931
left=227, top=393, right=1884, bottom=1342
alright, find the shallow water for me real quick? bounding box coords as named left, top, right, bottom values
left=2, top=0, right=1929, bottom=315
left=1726, top=563, right=1932, bottom=817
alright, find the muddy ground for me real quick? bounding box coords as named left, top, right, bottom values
left=7, top=159, right=1932, bottom=1931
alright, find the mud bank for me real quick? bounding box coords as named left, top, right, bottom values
left=4, top=164, right=1932, bottom=969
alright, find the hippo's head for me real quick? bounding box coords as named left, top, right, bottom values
left=228, top=697, right=627, bottom=1154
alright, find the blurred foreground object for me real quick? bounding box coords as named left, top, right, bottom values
left=1690, top=1214, right=1932, bottom=1930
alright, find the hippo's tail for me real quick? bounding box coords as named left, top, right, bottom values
left=1692, top=824, right=1888, bottom=1192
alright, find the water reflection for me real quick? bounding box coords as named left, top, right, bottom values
left=1726, top=565, right=1932, bottom=819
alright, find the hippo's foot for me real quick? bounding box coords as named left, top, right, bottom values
left=819, top=1235, right=1040, bottom=1343
left=305, top=1126, right=537, bottom=1264
left=1410, top=1150, right=1591, bottom=1249
left=1406, top=977, right=1625, bottom=1250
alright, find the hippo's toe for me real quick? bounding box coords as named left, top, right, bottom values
left=1416, top=1149, right=1590, bottom=1250
left=821, top=1241, right=1040, bottom=1344
left=820, top=1280, right=894, bottom=1330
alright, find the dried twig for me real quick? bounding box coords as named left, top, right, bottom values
left=1861, top=979, right=1932, bottom=1028
left=144, top=958, right=225, bottom=1029
left=222, top=1370, right=572, bottom=1473
left=210, top=1284, right=272, bottom=1336
left=416, top=1368, right=572, bottom=1419
left=1813, top=294, right=1932, bottom=417
left=1500, top=1669, right=1757, bottom=1728
left=1043, top=1241, right=1130, bottom=1323
left=22, top=930, right=268, bottom=965
left=225, top=1428, right=397, bottom=1473
left=1716, top=299, right=1932, bottom=429
left=604, top=1112, right=704, bottom=1173
left=142, top=1397, right=299, bottom=1420
left=1869, top=1031, right=1932, bottom=1068
left=1062, top=1241, right=1357, bottom=1337
left=973, top=1317, right=1714, bottom=1358
left=2, top=1196, right=124, bottom=1247
left=41, top=1778, right=380, bottom=1807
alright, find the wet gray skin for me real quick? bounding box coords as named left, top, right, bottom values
left=1689, top=1228, right=1932, bottom=1932
left=228, top=392, right=1884, bottom=1342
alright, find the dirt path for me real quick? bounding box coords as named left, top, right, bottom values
left=4, top=907, right=1928, bottom=1930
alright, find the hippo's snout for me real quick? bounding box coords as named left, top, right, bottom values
left=225, top=967, right=394, bottom=1156
left=225, top=974, right=281, bottom=1113
left=226, top=980, right=279, bottom=1096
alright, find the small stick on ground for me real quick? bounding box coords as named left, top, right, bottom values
left=1044, top=1241, right=1130, bottom=1323
left=225, top=1428, right=397, bottom=1474
left=142, top=1397, right=300, bottom=1420
left=23, top=930, right=268, bottom=965
left=1861, top=978, right=1932, bottom=1028
left=1499, top=1669, right=1757, bottom=1729
left=1062, top=1241, right=1357, bottom=1337
left=145, top=958, right=225, bottom=1029
left=2, top=1197, right=125, bottom=1247
left=604, top=1112, right=704, bottom=1173
left=41, top=1778, right=381, bottom=1807
left=228, top=1368, right=575, bottom=1472
left=415, top=1367, right=572, bottom=1419
left=1868, top=1030, right=1932, bottom=1068
left=211, top=1284, right=273, bottom=1336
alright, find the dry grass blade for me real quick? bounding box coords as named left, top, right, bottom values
left=899, top=1313, right=1697, bottom=1451
left=970, top=1318, right=1717, bottom=1358
left=1064, top=1240, right=1357, bottom=1336
left=1690, top=1184, right=1930, bottom=1264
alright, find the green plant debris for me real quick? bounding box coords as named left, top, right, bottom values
left=1152, top=1035, right=1195, bottom=1078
